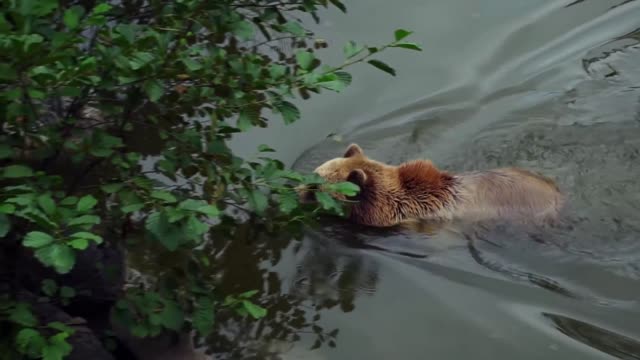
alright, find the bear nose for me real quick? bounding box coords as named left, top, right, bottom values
left=303, top=190, right=316, bottom=203
left=298, top=184, right=318, bottom=204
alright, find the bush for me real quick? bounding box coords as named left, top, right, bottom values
left=0, top=0, right=420, bottom=358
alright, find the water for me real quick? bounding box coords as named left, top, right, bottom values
left=219, top=1, right=640, bottom=359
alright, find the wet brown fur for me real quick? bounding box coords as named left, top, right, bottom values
left=311, top=143, right=564, bottom=227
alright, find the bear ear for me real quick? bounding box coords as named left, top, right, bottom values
left=347, top=169, right=368, bottom=188
left=343, top=143, right=364, bottom=158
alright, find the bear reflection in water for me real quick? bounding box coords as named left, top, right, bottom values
left=302, top=143, right=564, bottom=228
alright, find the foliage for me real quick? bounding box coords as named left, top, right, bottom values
left=1, top=299, right=74, bottom=360
left=0, top=0, right=421, bottom=358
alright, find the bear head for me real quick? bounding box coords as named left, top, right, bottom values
left=303, top=143, right=455, bottom=227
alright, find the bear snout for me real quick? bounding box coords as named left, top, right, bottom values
left=295, top=184, right=319, bottom=204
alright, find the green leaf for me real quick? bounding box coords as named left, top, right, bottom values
left=76, top=195, right=98, bottom=211
left=269, top=64, right=287, bottom=79
left=192, top=297, right=215, bottom=337
left=149, top=311, right=163, bottom=326
left=3, top=165, right=33, bottom=178
left=89, top=146, right=113, bottom=157
left=258, top=144, right=275, bottom=152
left=329, top=0, right=347, bottom=12
left=159, top=300, right=184, bottom=330
left=59, top=286, right=75, bottom=299
left=15, top=208, right=58, bottom=230
left=16, top=328, right=45, bottom=354
left=241, top=300, right=267, bottom=319
left=181, top=58, right=202, bottom=71
left=315, top=192, right=338, bottom=210
left=279, top=170, right=304, bottom=182
left=42, top=279, right=58, bottom=296
left=0, top=144, right=13, bottom=159
left=37, top=195, right=56, bottom=216
left=238, top=290, right=259, bottom=298
left=295, top=51, right=315, bottom=70
left=121, top=203, right=144, bottom=213
left=326, top=182, right=360, bottom=196
left=115, top=24, right=136, bottom=44
left=60, top=86, right=81, bottom=97
left=279, top=192, right=298, bottom=214
left=235, top=307, right=248, bottom=317
left=35, top=244, right=76, bottom=274
left=166, top=207, right=186, bottom=223
left=68, top=238, right=89, bottom=250
left=67, top=215, right=101, bottom=226
left=274, top=101, right=300, bottom=125
left=47, top=322, right=74, bottom=333
left=26, top=0, right=59, bottom=16
left=101, top=183, right=124, bottom=194
left=0, top=64, right=17, bottom=80
left=23, top=231, right=55, bottom=248
left=391, top=42, right=422, bottom=51
left=145, top=211, right=182, bottom=251
left=335, top=71, right=353, bottom=86
left=130, top=324, right=149, bottom=338
left=195, top=205, right=219, bottom=217
left=343, top=41, right=365, bottom=59
left=143, top=80, right=164, bottom=102
left=368, top=60, right=396, bottom=76
left=177, top=199, right=206, bottom=211
left=7, top=195, right=33, bottom=206
left=63, top=6, right=83, bottom=30
left=317, top=79, right=346, bottom=92
left=232, top=20, right=254, bottom=41
left=59, top=197, right=78, bottom=206
left=237, top=107, right=260, bottom=131
left=42, top=333, right=72, bottom=360
left=150, top=190, right=177, bottom=203
left=21, top=34, right=44, bottom=52
left=30, top=65, right=55, bottom=78
left=0, top=203, right=15, bottom=214
left=9, top=303, right=38, bottom=327
left=130, top=51, right=154, bottom=70
left=303, top=173, right=325, bottom=185
left=28, top=89, right=46, bottom=100
left=92, top=3, right=112, bottom=14
left=0, top=214, right=9, bottom=237
left=4, top=185, right=33, bottom=192
left=248, top=190, right=268, bottom=215
left=185, top=216, right=208, bottom=239
left=70, top=232, right=102, bottom=243
left=394, top=29, right=412, bottom=41
left=281, top=21, right=306, bottom=36
left=223, top=295, right=237, bottom=307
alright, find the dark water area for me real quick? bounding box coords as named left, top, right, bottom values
left=125, top=0, right=640, bottom=359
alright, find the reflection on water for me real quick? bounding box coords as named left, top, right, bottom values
left=566, top=0, right=638, bottom=12
left=545, top=313, right=640, bottom=360
left=292, top=231, right=379, bottom=313
left=285, top=1, right=640, bottom=359
left=127, top=223, right=342, bottom=360
left=129, top=0, right=640, bottom=358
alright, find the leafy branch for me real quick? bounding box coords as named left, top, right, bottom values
left=0, top=0, right=422, bottom=358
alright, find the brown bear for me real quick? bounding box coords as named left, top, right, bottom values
left=307, top=143, right=564, bottom=227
